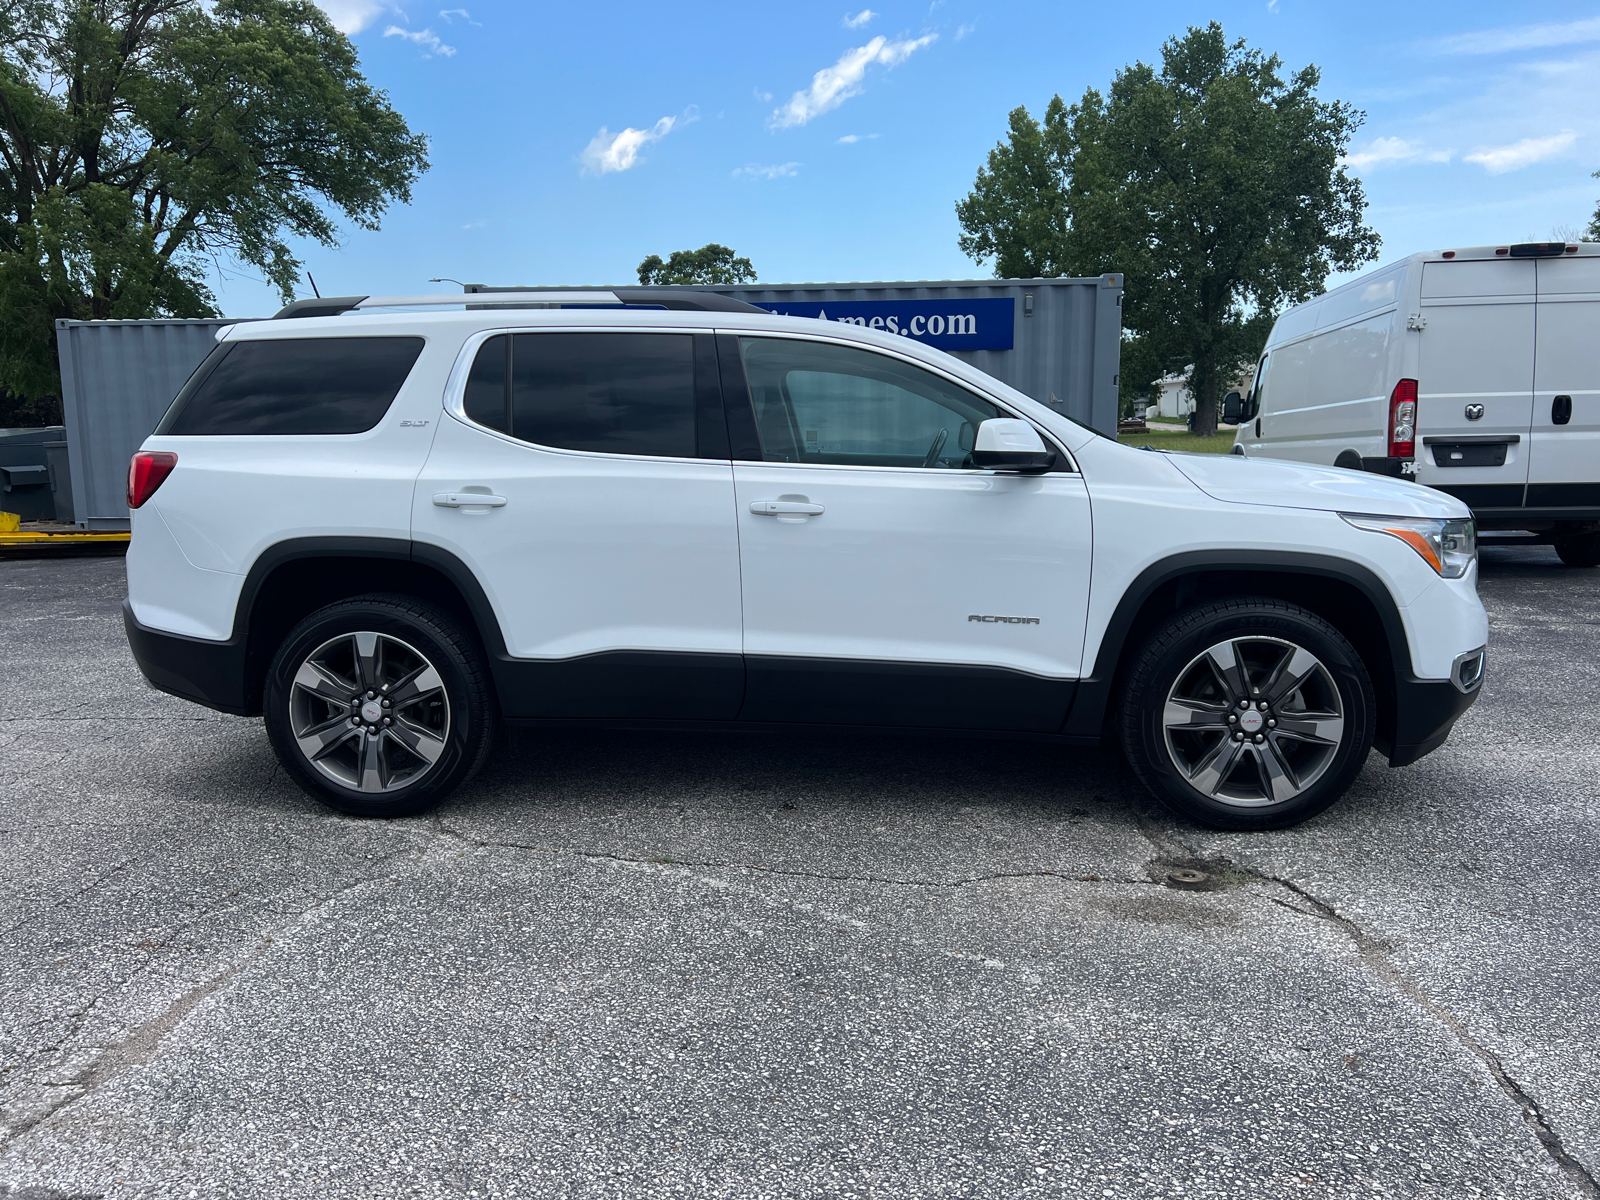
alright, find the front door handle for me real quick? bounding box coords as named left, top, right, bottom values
left=1553, top=395, right=1572, bottom=425
left=434, top=491, right=508, bottom=508
left=750, top=500, right=825, bottom=516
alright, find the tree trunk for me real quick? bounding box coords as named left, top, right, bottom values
left=1190, top=359, right=1219, bottom=437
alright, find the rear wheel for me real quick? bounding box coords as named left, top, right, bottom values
left=1120, top=598, right=1376, bottom=830
left=1554, top=530, right=1600, bottom=568
left=264, top=595, right=495, bottom=818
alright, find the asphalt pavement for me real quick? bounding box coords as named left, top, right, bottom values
left=0, top=544, right=1596, bottom=1200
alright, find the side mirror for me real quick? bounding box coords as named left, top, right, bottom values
left=1222, top=391, right=1242, bottom=425
left=972, top=418, right=1055, bottom=474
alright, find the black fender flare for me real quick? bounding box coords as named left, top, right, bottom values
left=226, top=536, right=510, bottom=713
left=231, top=535, right=508, bottom=654
left=1062, top=550, right=1412, bottom=741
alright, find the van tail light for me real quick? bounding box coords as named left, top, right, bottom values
left=1388, top=379, right=1417, bottom=458
left=127, top=451, right=178, bottom=509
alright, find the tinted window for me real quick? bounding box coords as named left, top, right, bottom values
left=463, top=333, right=697, bottom=458
left=159, top=338, right=424, bottom=435
left=738, top=337, right=999, bottom=468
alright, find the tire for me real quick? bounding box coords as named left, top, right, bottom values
left=1554, top=531, right=1600, bottom=568
left=264, top=595, right=495, bottom=818
left=1119, top=597, right=1376, bottom=831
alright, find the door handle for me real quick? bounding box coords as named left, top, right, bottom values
left=433, top=491, right=508, bottom=508
left=750, top=500, right=824, bottom=516
left=1553, top=395, right=1572, bottom=426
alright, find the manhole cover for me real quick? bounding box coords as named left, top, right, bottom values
left=1167, top=868, right=1209, bottom=886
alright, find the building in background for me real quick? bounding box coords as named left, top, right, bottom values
left=1145, top=367, right=1255, bottom=421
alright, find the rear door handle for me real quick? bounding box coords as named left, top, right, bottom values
left=433, top=491, right=508, bottom=508
left=750, top=500, right=825, bottom=516
left=1553, top=395, right=1572, bottom=425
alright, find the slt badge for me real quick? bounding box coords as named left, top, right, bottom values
left=1464, top=404, right=1484, bottom=421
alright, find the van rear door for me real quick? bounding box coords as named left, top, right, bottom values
left=1414, top=259, right=1534, bottom=511
left=1528, top=256, right=1600, bottom=512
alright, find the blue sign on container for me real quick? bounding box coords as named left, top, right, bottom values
left=752, top=298, right=1015, bottom=351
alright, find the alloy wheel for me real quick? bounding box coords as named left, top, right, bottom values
left=1161, top=636, right=1345, bottom=808
left=287, top=630, right=450, bottom=794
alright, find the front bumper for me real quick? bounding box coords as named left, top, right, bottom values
left=124, top=599, right=252, bottom=715
left=1380, top=654, right=1483, bottom=767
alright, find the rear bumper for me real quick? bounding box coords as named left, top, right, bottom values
left=1473, top=507, right=1600, bottom=529
left=1359, top=462, right=1600, bottom=527
left=1380, top=666, right=1482, bottom=768
left=1361, top=456, right=1412, bottom=479
left=123, top=600, right=252, bottom=715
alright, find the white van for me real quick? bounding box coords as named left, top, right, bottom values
left=1230, top=242, right=1600, bottom=566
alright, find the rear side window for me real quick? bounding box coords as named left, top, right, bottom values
left=158, top=337, right=424, bottom=435
left=463, top=332, right=697, bottom=459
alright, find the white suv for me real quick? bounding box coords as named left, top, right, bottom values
left=123, top=289, right=1488, bottom=830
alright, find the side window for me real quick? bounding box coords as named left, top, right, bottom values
left=158, top=337, right=424, bottom=435
left=463, top=332, right=698, bottom=459
left=737, top=336, right=1000, bottom=468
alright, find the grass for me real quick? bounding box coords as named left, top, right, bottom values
left=1117, top=425, right=1239, bottom=455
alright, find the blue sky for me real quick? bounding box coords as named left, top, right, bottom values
left=210, top=0, right=1600, bottom=316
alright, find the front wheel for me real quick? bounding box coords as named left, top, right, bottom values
left=1119, top=598, right=1376, bottom=830
left=264, top=595, right=495, bottom=818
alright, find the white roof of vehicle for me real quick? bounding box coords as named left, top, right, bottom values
left=1266, top=241, right=1600, bottom=349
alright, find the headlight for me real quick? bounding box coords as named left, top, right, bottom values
left=1341, top=514, right=1476, bottom=578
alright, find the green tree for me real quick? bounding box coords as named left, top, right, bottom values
left=957, top=23, right=1379, bottom=436
left=637, top=243, right=756, bottom=286
left=0, top=0, right=429, bottom=424
left=1587, top=170, right=1600, bottom=242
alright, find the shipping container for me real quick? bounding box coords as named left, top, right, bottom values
left=698, top=276, right=1124, bottom=436
left=55, top=319, right=236, bottom=529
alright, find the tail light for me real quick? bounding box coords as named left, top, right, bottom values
left=1388, top=379, right=1417, bottom=458
left=127, top=451, right=178, bottom=509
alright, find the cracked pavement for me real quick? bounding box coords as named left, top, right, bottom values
left=1, top=546, right=1596, bottom=1199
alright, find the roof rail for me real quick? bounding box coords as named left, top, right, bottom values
left=272, top=286, right=767, bottom=319
left=463, top=284, right=765, bottom=314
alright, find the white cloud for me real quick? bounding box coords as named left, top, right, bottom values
left=383, top=25, right=456, bottom=56
left=1266, top=0, right=1278, bottom=11
left=733, top=162, right=801, bottom=179
left=580, top=116, right=681, bottom=175
left=836, top=133, right=879, bottom=144
left=954, top=22, right=975, bottom=40
left=438, top=8, right=481, bottom=24
left=842, top=9, right=876, bottom=28
left=1434, top=16, right=1600, bottom=56
left=769, top=34, right=937, bottom=129
left=1341, top=136, right=1452, bottom=170
left=316, top=0, right=386, bottom=34
left=1463, top=130, right=1579, bottom=174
